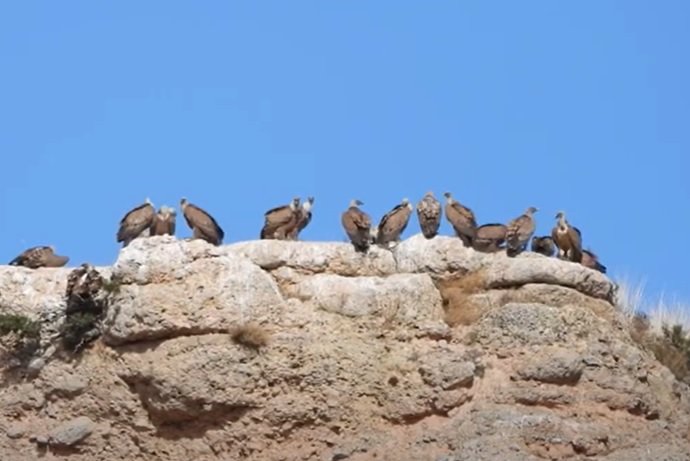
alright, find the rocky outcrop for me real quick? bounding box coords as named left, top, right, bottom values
left=0, top=235, right=688, bottom=461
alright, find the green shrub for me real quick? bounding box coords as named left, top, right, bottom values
left=60, top=312, right=101, bottom=352
left=0, top=314, right=41, bottom=339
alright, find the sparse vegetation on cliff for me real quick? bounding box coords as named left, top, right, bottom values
left=616, top=279, right=690, bottom=384
left=229, top=322, right=270, bottom=350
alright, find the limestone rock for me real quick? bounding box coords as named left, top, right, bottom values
left=48, top=416, right=95, bottom=447
left=0, top=237, right=687, bottom=461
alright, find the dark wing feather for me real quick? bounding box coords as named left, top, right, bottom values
left=117, top=203, right=155, bottom=243
left=187, top=204, right=224, bottom=244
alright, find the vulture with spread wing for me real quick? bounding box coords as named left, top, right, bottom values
left=9, top=246, right=69, bottom=269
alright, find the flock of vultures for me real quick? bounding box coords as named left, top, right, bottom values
left=7, top=192, right=606, bottom=274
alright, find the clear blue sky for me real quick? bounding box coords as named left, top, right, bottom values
left=1, top=2, right=688, bottom=309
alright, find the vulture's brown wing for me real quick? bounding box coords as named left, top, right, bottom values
left=186, top=204, right=224, bottom=243
left=117, top=203, right=155, bottom=243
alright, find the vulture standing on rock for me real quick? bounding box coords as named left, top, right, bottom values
left=416, top=191, right=442, bottom=239
left=551, top=211, right=583, bottom=262
left=260, top=197, right=301, bottom=240
left=581, top=249, right=606, bottom=273
left=443, top=192, right=477, bottom=247
left=472, top=223, right=507, bottom=253
left=287, top=197, right=314, bottom=240
left=9, top=245, right=69, bottom=268
left=376, top=198, right=413, bottom=247
left=150, top=206, right=176, bottom=237
left=180, top=198, right=225, bottom=245
left=117, top=198, right=156, bottom=247
left=341, top=199, right=372, bottom=253
left=65, top=263, right=105, bottom=314
left=531, top=236, right=556, bottom=257
left=505, top=206, right=538, bottom=257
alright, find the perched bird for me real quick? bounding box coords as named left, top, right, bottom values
left=551, top=211, right=583, bottom=262
left=287, top=196, right=315, bottom=240
left=260, top=197, right=301, bottom=240
left=9, top=245, right=69, bottom=269
left=150, top=206, right=176, bottom=237
left=531, top=236, right=556, bottom=257
left=581, top=249, right=606, bottom=273
left=117, top=198, right=156, bottom=247
left=180, top=198, right=225, bottom=245
left=65, top=263, right=105, bottom=315
left=341, top=199, right=372, bottom=253
left=505, top=206, right=538, bottom=257
left=473, top=223, right=507, bottom=253
left=376, top=198, right=413, bottom=247
left=416, top=191, right=442, bottom=239
left=443, top=192, right=477, bottom=247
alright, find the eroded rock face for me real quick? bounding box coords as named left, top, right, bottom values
left=0, top=235, right=688, bottom=461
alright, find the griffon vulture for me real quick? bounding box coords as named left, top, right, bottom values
left=150, top=206, right=176, bottom=237
left=472, top=223, right=507, bottom=253
left=581, top=249, right=606, bottom=273
left=65, top=263, right=105, bottom=315
left=505, top=206, right=538, bottom=257
left=376, top=198, right=413, bottom=247
left=443, top=192, right=477, bottom=247
left=551, top=211, right=583, bottom=263
left=117, top=198, right=156, bottom=247
left=260, top=197, right=301, bottom=240
left=287, top=197, right=315, bottom=240
left=9, top=246, right=69, bottom=269
left=416, top=191, right=442, bottom=239
left=341, top=199, right=372, bottom=253
left=531, top=236, right=556, bottom=257
left=180, top=198, right=225, bottom=245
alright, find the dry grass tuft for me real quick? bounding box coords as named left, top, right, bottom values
left=436, top=270, right=488, bottom=327
left=615, top=278, right=690, bottom=384
left=230, top=322, right=270, bottom=350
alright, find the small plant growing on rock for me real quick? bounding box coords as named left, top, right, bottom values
left=230, top=322, right=270, bottom=350
left=0, top=313, right=41, bottom=338
left=0, top=313, right=41, bottom=367
left=436, top=270, right=488, bottom=327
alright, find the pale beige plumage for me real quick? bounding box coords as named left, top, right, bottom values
left=261, top=197, right=301, bottom=240
left=505, top=206, right=538, bottom=256
left=150, top=206, right=176, bottom=237
left=287, top=197, right=314, bottom=240
left=416, top=191, right=442, bottom=239
left=551, top=211, right=582, bottom=262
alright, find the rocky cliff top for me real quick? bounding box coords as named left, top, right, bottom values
left=0, top=235, right=688, bottom=461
